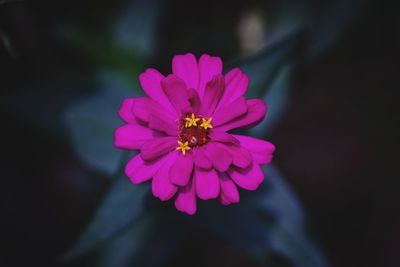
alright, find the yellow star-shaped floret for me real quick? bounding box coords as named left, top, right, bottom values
left=185, top=113, right=200, bottom=128
left=176, top=141, right=191, bottom=155
left=200, top=117, right=213, bottom=130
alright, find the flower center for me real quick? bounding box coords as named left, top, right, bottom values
left=176, top=113, right=213, bottom=155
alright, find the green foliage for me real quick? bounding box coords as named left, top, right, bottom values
left=63, top=176, right=149, bottom=260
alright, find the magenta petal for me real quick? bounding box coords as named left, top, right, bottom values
left=219, top=173, right=240, bottom=203
left=114, top=124, right=162, bottom=150
left=215, top=99, right=267, bottom=132
left=209, top=131, right=239, bottom=145
left=125, top=153, right=170, bottom=184
left=204, top=143, right=232, bottom=172
left=161, top=74, right=192, bottom=114
left=232, top=135, right=275, bottom=164
left=140, top=136, right=177, bottom=161
left=192, top=147, right=212, bottom=169
left=198, top=54, right=223, bottom=97
left=212, top=97, right=248, bottom=126
left=188, top=88, right=202, bottom=114
left=194, top=167, right=220, bottom=200
left=217, top=68, right=249, bottom=109
left=220, top=193, right=231, bottom=205
left=201, top=74, right=225, bottom=117
left=174, top=179, right=196, bottom=215
left=148, top=114, right=178, bottom=136
left=228, top=163, right=264, bottom=190
left=139, top=68, right=177, bottom=115
left=223, top=145, right=252, bottom=169
left=118, top=98, right=137, bottom=124
left=169, top=152, right=193, bottom=186
left=152, top=153, right=178, bottom=201
left=132, top=97, right=175, bottom=123
left=172, top=53, right=199, bottom=90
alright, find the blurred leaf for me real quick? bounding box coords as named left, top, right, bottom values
left=229, top=28, right=301, bottom=99
left=64, top=71, right=141, bottom=175
left=96, top=214, right=157, bottom=267
left=253, top=165, right=329, bottom=267
left=250, top=64, right=292, bottom=137
left=306, top=0, right=370, bottom=59
left=62, top=28, right=141, bottom=78
left=97, top=212, right=185, bottom=267
left=0, top=28, right=17, bottom=58
left=198, top=165, right=329, bottom=267
left=256, top=0, right=370, bottom=60
left=63, top=175, right=149, bottom=260
left=196, top=200, right=273, bottom=262
left=112, top=0, right=162, bottom=58
left=60, top=0, right=162, bottom=77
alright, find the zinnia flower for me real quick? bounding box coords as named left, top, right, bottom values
left=114, top=53, right=275, bottom=215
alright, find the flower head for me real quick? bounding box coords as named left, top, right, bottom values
left=115, top=53, right=275, bottom=215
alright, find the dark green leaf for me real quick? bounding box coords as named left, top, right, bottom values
left=64, top=72, right=141, bottom=175
left=250, top=65, right=292, bottom=137
left=63, top=176, right=149, bottom=260
left=252, top=165, right=329, bottom=267
left=228, top=27, right=302, bottom=99
left=97, top=212, right=185, bottom=267
left=198, top=165, right=329, bottom=267
left=96, top=214, right=158, bottom=267
left=307, top=0, right=371, bottom=59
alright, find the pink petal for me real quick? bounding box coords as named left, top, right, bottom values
left=132, top=97, right=175, bottom=123
left=172, top=53, right=199, bottom=90
left=140, top=136, right=177, bottom=161
left=152, top=153, right=178, bottom=200
left=219, top=173, right=240, bottom=203
left=139, top=68, right=177, bottom=116
left=125, top=153, right=171, bottom=184
left=212, top=97, right=248, bottom=126
left=194, top=167, right=220, bottom=200
left=215, top=99, right=267, bottom=132
left=169, top=152, right=193, bottom=186
left=232, top=135, right=275, bottom=164
left=220, top=193, right=232, bottom=206
left=118, top=98, right=138, bottom=124
left=223, top=145, right=252, bottom=169
left=228, top=163, right=264, bottom=190
left=148, top=114, right=178, bottom=136
left=188, top=88, right=202, bottom=114
left=114, top=124, right=162, bottom=150
left=161, top=74, right=192, bottom=114
left=192, top=147, right=212, bottom=169
left=174, top=179, right=196, bottom=215
left=217, top=68, right=249, bottom=109
left=204, top=143, right=232, bottom=172
left=198, top=54, right=223, bottom=97
left=201, top=74, right=225, bottom=117
left=209, top=131, right=239, bottom=145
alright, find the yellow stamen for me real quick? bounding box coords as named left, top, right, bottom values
left=185, top=113, right=200, bottom=128
left=200, top=117, right=213, bottom=130
left=176, top=140, right=191, bottom=155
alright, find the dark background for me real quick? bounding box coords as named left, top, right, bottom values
left=0, top=0, right=399, bottom=267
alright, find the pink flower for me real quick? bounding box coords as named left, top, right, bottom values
left=114, top=53, right=275, bottom=215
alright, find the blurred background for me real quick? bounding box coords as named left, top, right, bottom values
left=0, top=0, right=398, bottom=267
